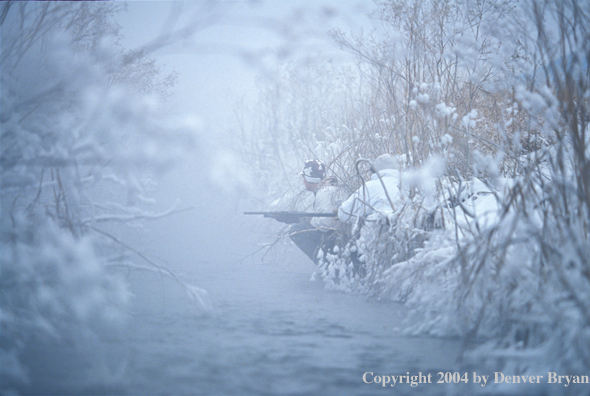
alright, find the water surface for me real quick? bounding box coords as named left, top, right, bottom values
left=121, top=259, right=464, bottom=395
left=23, top=258, right=465, bottom=395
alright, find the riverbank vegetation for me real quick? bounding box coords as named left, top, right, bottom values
left=240, top=0, right=590, bottom=381
left=0, top=2, right=206, bottom=392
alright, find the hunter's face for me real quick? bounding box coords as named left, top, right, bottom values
left=303, top=176, right=319, bottom=192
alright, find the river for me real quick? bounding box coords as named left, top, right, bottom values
left=123, top=258, right=463, bottom=395
left=20, top=254, right=467, bottom=395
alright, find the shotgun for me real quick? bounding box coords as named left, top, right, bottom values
left=244, top=211, right=337, bottom=224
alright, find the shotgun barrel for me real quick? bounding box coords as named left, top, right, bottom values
left=244, top=211, right=337, bottom=224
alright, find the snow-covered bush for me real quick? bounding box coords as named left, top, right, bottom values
left=1, top=2, right=200, bottom=392
left=334, top=0, right=590, bottom=379
left=330, top=0, right=518, bottom=176
left=0, top=214, right=129, bottom=389
left=239, top=0, right=590, bottom=382
left=426, top=0, right=590, bottom=377
left=239, top=0, right=522, bottom=207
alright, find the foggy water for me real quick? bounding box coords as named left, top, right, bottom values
left=110, top=259, right=462, bottom=396
left=18, top=249, right=465, bottom=396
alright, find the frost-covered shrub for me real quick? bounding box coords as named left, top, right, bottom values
left=0, top=214, right=129, bottom=389
left=318, top=157, right=448, bottom=296
left=328, top=0, right=521, bottom=177
left=448, top=0, right=590, bottom=376
left=240, top=0, right=526, bottom=208
left=1, top=2, right=198, bottom=392
left=240, top=0, right=590, bottom=380
left=355, top=0, right=590, bottom=378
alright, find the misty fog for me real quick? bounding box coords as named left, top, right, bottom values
left=2, top=1, right=590, bottom=395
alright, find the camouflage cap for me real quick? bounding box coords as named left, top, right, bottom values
left=300, top=159, right=325, bottom=184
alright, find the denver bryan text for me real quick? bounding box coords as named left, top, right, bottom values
left=494, top=372, right=589, bottom=387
